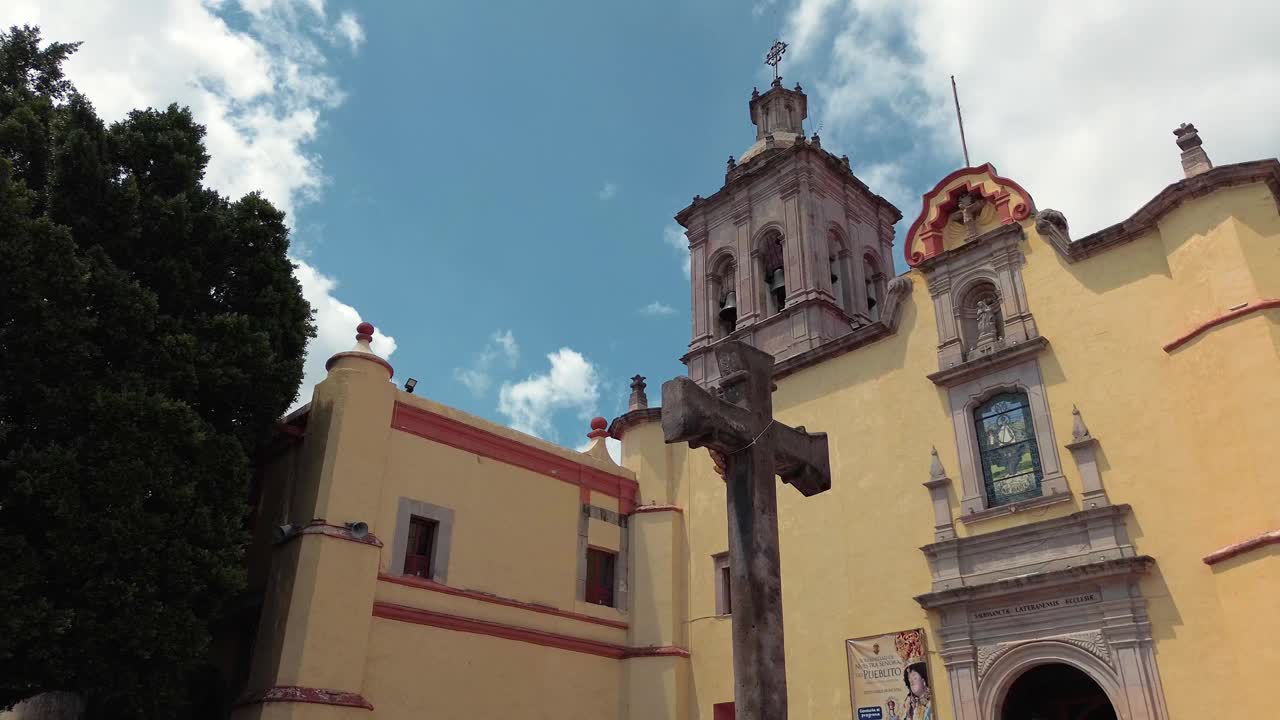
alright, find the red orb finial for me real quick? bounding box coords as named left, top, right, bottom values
left=356, top=322, right=375, bottom=342
left=587, top=416, right=609, bottom=439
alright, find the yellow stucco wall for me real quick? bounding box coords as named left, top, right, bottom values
left=647, top=178, right=1280, bottom=719
left=237, top=172, right=1277, bottom=720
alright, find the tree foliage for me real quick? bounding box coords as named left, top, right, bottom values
left=0, top=25, right=314, bottom=717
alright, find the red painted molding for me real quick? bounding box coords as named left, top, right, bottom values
left=1162, top=298, right=1280, bottom=352
left=632, top=504, right=685, bottom=515
left=373, top=601, right=687, bottom=660
left=324, top=350, right=394, bottom=379
left=903, top=163, right=1037, bottom=267
left=280, top=520, right=384, bottom=548
left=1203, top=529, right=1280, bottom=565
left=377, top=573, right=629, bottom=630
left=237, top=686, right=373, bottom=710
left=391, top=402, right=639, bottom=513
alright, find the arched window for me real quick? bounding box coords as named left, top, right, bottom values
left=710, top=254, right=737, bottom=339
left=828, top=229, right=853, bottom=314
left=759, top=231, right=786, bottom=315
left=863, top=254, right=885, bottom=321
left=973, top=391, right=1043, bottom=507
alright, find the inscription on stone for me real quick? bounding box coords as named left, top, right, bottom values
left=971, top=592, right=1099, bottom=622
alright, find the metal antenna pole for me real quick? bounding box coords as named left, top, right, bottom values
left=950, top=75, right=971, bottom=167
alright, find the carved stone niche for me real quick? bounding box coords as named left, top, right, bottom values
left=916, top=505, right=1170, bottom=720
left=921, top=222, right=1038, bottom=373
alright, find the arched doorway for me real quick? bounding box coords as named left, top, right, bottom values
left=1000, top=663, right=1116, bottom=720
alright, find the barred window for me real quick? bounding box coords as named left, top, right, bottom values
left=974, top=392, right=1043, bottom=507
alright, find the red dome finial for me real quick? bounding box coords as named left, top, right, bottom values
left=356, top=322, right=375, bottom=343
left=587, top=416, right=609, bottom=439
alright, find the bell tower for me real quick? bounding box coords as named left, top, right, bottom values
left=674, top=71, right=902, bottom=386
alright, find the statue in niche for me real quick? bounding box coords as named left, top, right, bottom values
left=975, top=298, right=997, bottom=341
left=950, top=192, right=986, bottom=240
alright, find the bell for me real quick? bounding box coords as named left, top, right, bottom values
left=719, top=291, right=738, bottom=318
left=768, top=268, right=786, bottom=293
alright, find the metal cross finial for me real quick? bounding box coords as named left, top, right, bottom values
left=765, top=40, right=788, bottom=81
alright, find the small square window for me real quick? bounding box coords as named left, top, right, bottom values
left=403, top=515, right=438, bottom=579
left=585, top=547, right=616, bottom=607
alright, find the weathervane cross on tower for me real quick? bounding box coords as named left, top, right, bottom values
left=765, top=40, right=788, bottom=81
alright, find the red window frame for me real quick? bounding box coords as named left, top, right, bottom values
left=403, top=515, right=438, bottom=579
left=585, top=547, right=616, bottom=607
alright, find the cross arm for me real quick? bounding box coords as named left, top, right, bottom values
left=660, top=376, right=755, bottom=454
left=771, top=423, right=831, bottom=497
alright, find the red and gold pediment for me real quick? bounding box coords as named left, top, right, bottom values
left=903, top=164, right=1036, bottom=266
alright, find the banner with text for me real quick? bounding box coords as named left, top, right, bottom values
left=846, top=629, right=937, bottom=720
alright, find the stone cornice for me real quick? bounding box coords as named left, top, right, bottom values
left=1056, top=158, right=1280, bottom=262
left=923, top=503, right=1132, bottom=557
left=915, top=555, right=1155, bottom=609
left=916, top=222, right=1025, bottom=273
left=675, top=143, right=902, bottom=228
left=608, top=407, right=663, bottom=440
left=926, top=336, right=1050, bottom=387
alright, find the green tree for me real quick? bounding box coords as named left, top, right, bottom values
left=0, top=25, right=314, bottom=718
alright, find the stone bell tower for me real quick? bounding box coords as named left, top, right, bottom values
left=674, top=75, right=902, bottom=386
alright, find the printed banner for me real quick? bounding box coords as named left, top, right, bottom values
left=846, top=628, right=936, bottom=720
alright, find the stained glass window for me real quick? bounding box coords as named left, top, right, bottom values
left=973, top=392, right=1043, bottom=507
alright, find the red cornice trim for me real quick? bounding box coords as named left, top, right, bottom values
left=324, top=350, right=394, bottom=379
left=632, top=504, right=685, bottom=515
left=1162, top=298, right=1280, bottom=353
left=903, top=163, right=1037, bottom=267
left=373, top=601, right=687, bottom=660
left=391, top=402, right=639, bottom=513
left=280, top=520, right=384, bottom=548
left=377, top=573, right=629, bottom=630
left=236, top=686, right=373, bottom=710
left=1203, top=529, right=1280, bottom=565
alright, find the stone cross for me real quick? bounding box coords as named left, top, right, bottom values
left=660, top=340, right=831, bottom=720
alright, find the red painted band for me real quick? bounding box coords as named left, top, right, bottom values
left=1162, top=298, right=1280, bottom=352
left=373, top=601, right=687, bottom=660
left=378, top=573, right=629, bottom=630
left=391, top=402, right=639, bottom=513
left=632, top=504, right=685, bottom=514
left=1203, top=529, right=1280, bottom=565
left=903, top=163, right=1037, bottom=266
left=280, top=521, right=384, bottom=549
left=324, top=350, right=394, bottom=379
left=237, top=686, right=373, bottom=710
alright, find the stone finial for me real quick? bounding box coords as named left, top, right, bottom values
left=771, top=76, right=783, bottom=89
left=628, top=375, right=649, bottom=411
left=752, top=87, right=760, bottom=100
left=581, top=417, right=618, bottom=465
left=1173, top=122, right=1213, bottom=178
left=810, top=133, right=821, bottom=149
left=929, top=446, right=947, bottom=481
left=794, top=82, right=803, bottom=93
left=324, top=321, right=393, bottom=377
left=1071, top=405, right=1092, bottom=442
left=727, top=156, right=737, bottom=172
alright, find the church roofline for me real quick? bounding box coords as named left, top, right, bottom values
left=1052, top=158, right=1280, bottom=263
left=674, top=142, right=902, bottom=228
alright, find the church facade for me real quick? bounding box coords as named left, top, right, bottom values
left=225, top=77, right=1280, bottom=720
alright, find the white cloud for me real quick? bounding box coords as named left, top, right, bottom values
left=452, top=329, right=521, bottom=397
left=663, top=224, right=691, bottom=278
left=498, top=348, right=601, bottom=440
left=781, top=0, right=1280, bottom=238
left=597, top=181, right=618, bottom=200
left=2, top=0, right=392, bottom=409
left=333, top=11, right=364, bottom=53
left=752, top=0, right=778, bottom=19
left=639, top=301, right=676, bottom=316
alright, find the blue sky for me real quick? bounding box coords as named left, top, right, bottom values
left=8, top=0, right=1278, bottom=453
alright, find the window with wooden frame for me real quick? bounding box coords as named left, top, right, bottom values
left=585, top=547, right=616, bottom=607
left=713, top=552, right=732, bottom=615
left=403, top=515, right=438, bottom=579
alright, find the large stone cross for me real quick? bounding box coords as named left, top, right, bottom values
left=660, top=340, right=831, bottom=720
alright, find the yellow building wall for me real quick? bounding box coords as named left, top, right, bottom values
left=655, top=179, right=1280, bottom=719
